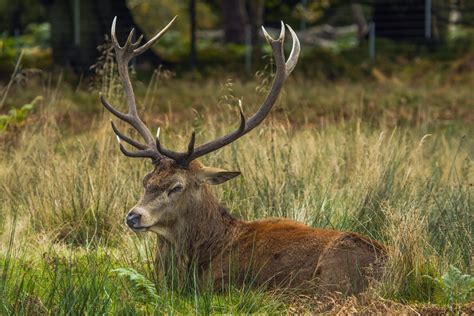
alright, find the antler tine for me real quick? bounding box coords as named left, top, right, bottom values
left=284, top=24, right=300, bottom=75
left=126, top=28, right=136, bottom=47
left=134, top=16, right=178, bottom=56
left=116, top=137, right=160, bottom=161
left=156, top=130, right=200, bottom=164
left=110, top=17, right=120, bottom=48
left=102, top=16, right=177, bottom=162
left=100, top=93, right=154, bottom=149
left=110, top=121, right=147, bottom=150
left=157, top=23, right=300, bottom=166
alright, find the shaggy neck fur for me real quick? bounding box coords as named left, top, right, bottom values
left=156, top=184, right=240, bottom=283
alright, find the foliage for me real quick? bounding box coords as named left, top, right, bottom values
left=0, top=23, right=51, bottom=72
left=0, top=23, right=50, bottom=55
left=111, top=268, right=159, bottom=303
left=428, top=265, right=474, bottom=306
left=0, top=0, right=46, bottom=34
left=24, top=23, right=50, bottom=48
left=293, top=0, right=332, bottom=24
left=130, top=0, right=219, bottom=33
left=0, top=96, right=41, bottom=133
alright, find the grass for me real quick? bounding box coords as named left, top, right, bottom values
left=0, top=69, right=473, bottom=314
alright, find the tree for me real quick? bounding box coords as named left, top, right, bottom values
left=0, top=0, right=46, bottom=34
left=40, top=0, right=161, bottom=72
left=220, top=0, right=265, bottom=70
left=220, top=0, right=247, bottom=44
left=220, top=0, right=265, bottom=44
left=247, top=0, right=265, bottom=61
left=189, top=0, right=197, bottom=69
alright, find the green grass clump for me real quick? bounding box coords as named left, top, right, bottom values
left=0, top=226, right=284, bottom=314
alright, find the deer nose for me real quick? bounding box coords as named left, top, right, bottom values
left=126, top=212, right=141, bottom=227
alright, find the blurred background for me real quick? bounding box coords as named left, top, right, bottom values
left=1, top=0, right=473, bottom=134
left=1, top=0, right=474, bottom=76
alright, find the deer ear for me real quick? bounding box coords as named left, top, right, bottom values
left=197, top=167, right=241, bottom=185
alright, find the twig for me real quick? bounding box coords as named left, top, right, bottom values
left=0, top=50, right=24, bottom=110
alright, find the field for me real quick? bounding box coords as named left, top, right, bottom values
left=0, top=68, right=473, bottom=314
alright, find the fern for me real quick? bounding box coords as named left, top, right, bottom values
left=0, top=96, right=41, bottom=133
left=111, top=268, right=159, bottom=303
left=427, top=265, right=474, bottom=306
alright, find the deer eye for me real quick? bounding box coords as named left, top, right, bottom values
left=168, top=184, right=183, bottom=196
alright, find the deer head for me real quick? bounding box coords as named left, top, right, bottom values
left=101, top=17, right=300, bottom=238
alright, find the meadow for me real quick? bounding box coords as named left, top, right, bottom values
left=0, top=66, right=472, bottom=314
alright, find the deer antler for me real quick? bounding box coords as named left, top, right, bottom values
left=157, top=22, right=300, bottom=166
left=101, top=16, right=177, bottom=162
left=102, top=18, right=300, bottom=167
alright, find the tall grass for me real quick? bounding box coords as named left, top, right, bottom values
left=0, top=74, right=472, bottom=313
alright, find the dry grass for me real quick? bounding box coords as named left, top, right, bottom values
left=287, top=290, right=474, bottom=315
left=0, top=72, right=472, bottom=314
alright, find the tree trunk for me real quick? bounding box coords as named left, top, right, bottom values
left=189, top=0, right=197, bottom=69
left=41, top=0, right=161, bottom=72
left=221, top=0, right=246, bottom=44
left=373, top=0, right=428, bottom=41
left=247, top=0, right=264, bottom=63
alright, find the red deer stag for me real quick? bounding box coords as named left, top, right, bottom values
left=101, top=17, right=386, bottom=294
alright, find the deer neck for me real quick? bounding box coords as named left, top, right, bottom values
left=162, top=185, right=239, bottom=272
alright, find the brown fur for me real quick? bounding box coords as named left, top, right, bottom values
left=130, top=159, right=387, bottom=294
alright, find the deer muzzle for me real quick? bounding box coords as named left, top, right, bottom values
left=126, top=212, right=142, bottom=228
